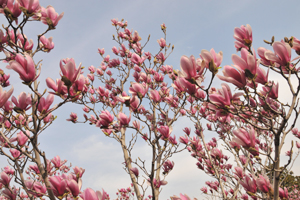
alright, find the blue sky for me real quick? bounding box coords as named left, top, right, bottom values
left=1, top=0, right=300, bottom=199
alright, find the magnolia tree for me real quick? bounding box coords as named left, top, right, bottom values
left=0, top=1, right=300, bottom=200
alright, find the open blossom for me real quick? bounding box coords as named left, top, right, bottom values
left=18, top=0, right=41, bottom=14
left=232, top=126, right=258, bottom=155
left=24, top=180, right=47, bottom=197
left=37, top=94, right=54, bottom=114
left=162, top=160, right=174, bottom=174
left=240, top=174, right=257, bottom=194
left=129, top=82, right=148, bottom=99
left=0, top=85, right=13, bottom=108
left=279, top=187, right=288, bottom=199
left=117, top=112, right=131, bottom=126
left=41, top=5, right=64, bottom=28
left=11, top=92, right=31, bottom=111
left=80, top=188, right=109, bottom=200
left=0, top=172, right=11, bottom=186
left=232, top=48, right=259, bottom=79
left=73, top=166, right=85, bottom=178
left=217, top=65, right=246, bottom=88
left=49, top=176, right=67, bottom=197
left=51, top=155, right=66, bottom=168
left=60, top=58, right=81, bottom=86
left=39, top=35, right=54, bottom=52
left=98, top=110, right=114, bottom=127
left=200, top=48, right=223, bottom=74
left=7, top=53, right=40, bottom=83
left=264, top=41, right=297, bottom=73
left=261, top=81, right=278, bottom=99
left=256, top=174, right=273, bottom=194
left=292, top=37, right=300, bottom=54
left=67, top=112, right=77, bottom=123
left=130, top=53, right=146, bottom=66
left=157, top=125, right=172, bottom=140
left=17, top=130, right=29, bottom=146
left=157, top=38, right=166, bottom=48
left=234, top=24, right=252, bottom=50
left=1, top=0, right=22, bottom=22
left=171, top=193, right=196, bottom=200
left=46, top=78, right=68, bottom=96
left=178, top=55, right=202, bottom=84
left=149, top=89, right=161, bottom=102
left=17, top=33, right=33, bottom=51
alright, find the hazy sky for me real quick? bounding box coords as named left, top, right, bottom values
left=1, top=0, right=300, bottom=199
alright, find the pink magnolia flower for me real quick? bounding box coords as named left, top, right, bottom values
left=67, top=179, right=81, bottom=197
left=157, top=38, right=166, bottom=48
left=130, top=167, right=139, bottom=177
left=292, top=37, right=300, bottom=54
left=24, top=179, right=47, bottom=197
left=17, top=33, right=33, bottom=51
left=217, top=65, right=246, bottom=88
left=46, top=78, right=68, bottom=96
left=257, top=47, right=274, bottom=66
left=265, top=41, right=291, bottom=67
left=149, top=90, right=161, bottom=102
left=209, top=83, right=243, bottom=117
left=117, top=112, right=131, bottom=126
left=67, top=112, right=77, bottom=123
left=130, top=53, right=146, bottom=66
left=129, top=82, right=148, bottom=99
left=2, top=188, right=17, bottom=200
left=60, top=58, right=81, bottom=86
left=41, top=5, right=64, bottom=28
left=232, top=48, right=259, bottom=79
left=80, top=188, right=109, bottom=200
left=29, top=164, right=40, bottom=174
left=232, top=126, right=258, bottom=155
left=10, top=148, right=21, bottom=158
left=255, top=66, right=269, bottom=85
left=233, top=167, right=244, bottom=179
left=51, top=155, right=66, bottom=169
left=11, top=92, right=31, bottom=111
left=178, top=55, right=202, bottom=84
left=37, top=94, right=54, bottom=114
left=168, top=135, right=177, bottom=145
left=49, top=176, right=67, bottom=197
left=200, top=48, right=223, bottom=72
left=148, top=177, right=168, bottom=189
left=171, top=193, right=196, bottom=200
left=18, top=0, right=41, bottom=14
left=179, top=135, right=189, bottom=144
left=7, top=53, right=40, bottom=83
left=97, top=110, right=114, bottom=127
left=177, top=77, right=199, bottom=95
left=162, top=160, right=174, bottom=174
left=279, top=187, right=288, bottom=199
left=1, top=0, right=21, bottom=22
left=0, top=85, right=14, bottom=108
left=0, top=172, right=11, bottom=186
left=256, top=174, right=273, bottom=194
left=240, top=174, right=257, bottom=194
left=157, top=125, right=172, bottom=140
left=39, top=35, right=54, bottom=52
left=233, top=24, right=252, bottom=50
left=98, top=48, right=105, bottom=55
left=296, top=141, right=300, bottom=149
left=73, top=166, right=85, bottom=178
left=3, top=166, right=14, bottom=175
left=261, top=81, right=278, bottom=99
left=200, top=187, right=208, bottom=194
left=17, top=130, right=29, bottom=146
